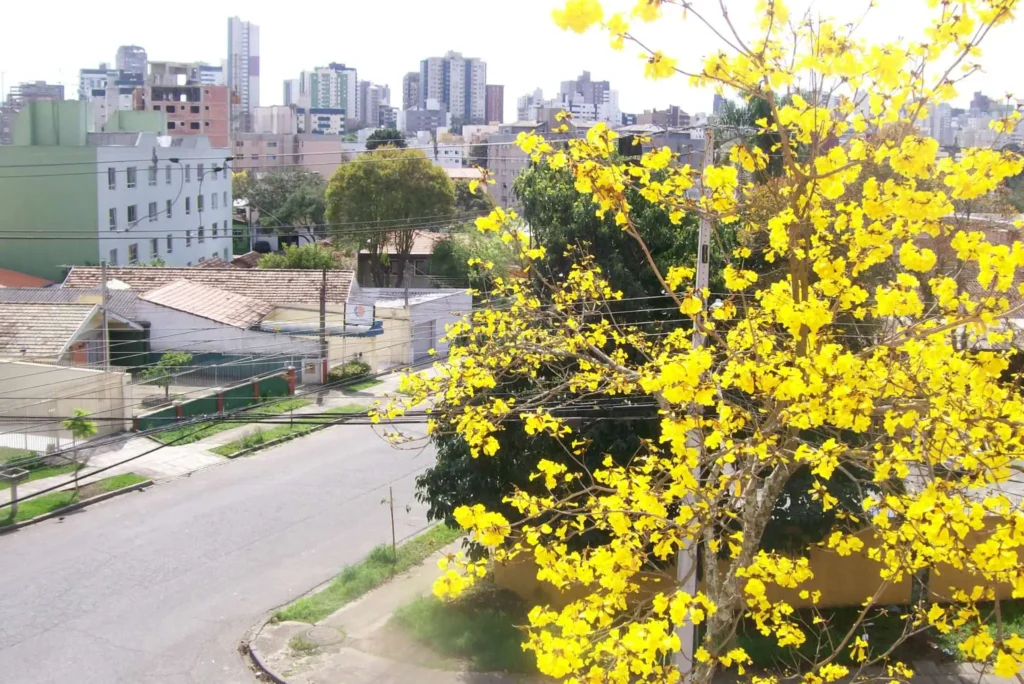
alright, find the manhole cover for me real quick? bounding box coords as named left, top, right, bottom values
left=304, top=626, right=344, bottom=647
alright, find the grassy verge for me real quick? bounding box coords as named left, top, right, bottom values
left=0, top=463, right=81, bottom=491
left=1, top=473, right=148, bottom=527
left=211, top=404, right=368, bottom=457
left=934, top=599, right=1024, bottom=662
left=274, top=524, right=463, bottom=624
left=152, top=398, right=312, bottom=445
left=343, top=378, right=383, bottom=392
left=392, top=587, right=534, bottom=673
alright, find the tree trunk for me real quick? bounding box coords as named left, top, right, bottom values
left=394, top=256, right=407, bottom=288
left=72, top=437, right=80, bottom=495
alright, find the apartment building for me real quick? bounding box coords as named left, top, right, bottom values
left=0, top=101, right=233, bottom=280
left=417, top=52, right=487, bottom=124
left=135, top=82, right=231, bottom=148
left=227, top=16, right=260, bottom=132
left=485, top=85, right=504, bottom=124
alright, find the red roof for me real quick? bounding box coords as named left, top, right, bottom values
left=0, top=268, right=53, bottom=288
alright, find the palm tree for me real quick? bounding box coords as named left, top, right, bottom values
left=62, top=409, right=98, bottom=494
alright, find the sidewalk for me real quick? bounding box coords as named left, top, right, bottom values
left=1, top=369, right=424, bottom=506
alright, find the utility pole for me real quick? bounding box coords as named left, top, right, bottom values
left=100, top=260, right=110, bottom=369
left=403, top=262, right=412, bottom=308
left=318, top=268, right=328, bottom=404
left=675, top=126, right=714, bottom=674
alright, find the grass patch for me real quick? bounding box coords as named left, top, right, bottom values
left=343, top=378, right=383, bottom=392
left=0, top=463, right=81, bottom=491
left=934, top=599, right=1024, bottom=662
left=288, top=635, right=319, bottom=655
left=1, top=473, right=148, bottom=527
left=0, top=446, right=37, bottom=462
left=392, top=587, right=534, bottom=673
left=152, top=397, right=312, bottom=445
left=211, top=404, right=368, bottom=457
left=274, top=524, right=462, bottom=624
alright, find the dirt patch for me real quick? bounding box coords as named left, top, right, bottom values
left=351, top=622, right=467, bottom=672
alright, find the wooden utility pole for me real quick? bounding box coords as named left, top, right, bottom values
left=318, top=268, right=328, bottom=403
left=675, top=126, right=715, bottom=674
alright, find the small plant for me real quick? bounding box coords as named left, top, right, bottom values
left=327, top=359, right=371, bottom=383
left=288, top=635, right=319, bottom=655
left=141, top=351, right=193, bottom=399
left=62, top=408, right=98, bottom=494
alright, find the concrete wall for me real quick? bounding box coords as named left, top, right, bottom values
left=0, top=145, right=99, bottom=280
left=136, top=300, right=319, bottom=357
left=0, top=361, right=133, bottom=452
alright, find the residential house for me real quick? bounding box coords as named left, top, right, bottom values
left=357, top=231, right=447, bottom=288
left=0, top=302, right=141, bottom=366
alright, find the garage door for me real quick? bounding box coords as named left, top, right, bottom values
left=412, top=320, right=435, bottom=362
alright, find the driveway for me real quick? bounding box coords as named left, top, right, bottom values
left=0, top=422, right=436, bottom=684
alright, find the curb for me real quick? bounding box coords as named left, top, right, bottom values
left=244, top=619, right=291, bottom=684
left=0, top=479, right=153, bottom=534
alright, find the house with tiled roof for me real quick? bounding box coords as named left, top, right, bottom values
left=0, top=302, right=142, bottom=366
left=357, top=230, right=449, bottom=288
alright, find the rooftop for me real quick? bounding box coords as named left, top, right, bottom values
left=0, top=287, right=138, bottom=318
left=0, top=268, right=53, bottom=288
left=230, top=251, right=263, bottom=269
left=62, top=267, right=355, bottom=306
left=359, top=231, right=447, bottom=257
left=0, top=302, right=98, bottom=360
left=140, top=280, right=275, bottom=328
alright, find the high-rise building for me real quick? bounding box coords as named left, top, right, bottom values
left=517, top=88, right=544, bottom=121
left=7, top=81, right=65, bottom=108
left=637, top=105, right=690, bottom=129
left=402, top=72, right=420, bottom=111
left=78, top=65, right=144, bottom=132
left=712, top=94, right=726, bottom=116
left=417, top=52, right=487, bottom=124
left=485, top=84, right=504, bottom=124
left=115, top=45, right=148, bottom=75
left=283, top=79, right=301, bottom=106
left=517, top=73, right=619, bottom=125
left=296, top=63, right=358, bottom=129
left=359, top=82, right=390, bottom=127
left=227, top=16, right=260, bottom=132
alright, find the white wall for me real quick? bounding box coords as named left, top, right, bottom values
left=136, top=300, right=319, bottom=357
left=0, top=361, right=132, bottom=449
left=94, top=136, right=234, bottom=268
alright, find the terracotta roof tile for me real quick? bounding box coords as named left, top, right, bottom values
left=231, top=251, right=262, bottom=269
left=0, top=303, right=96, bottom=359
left=0, top=287, right=138, bottom=318
left=0, top=268, right=54, bottom=288
left=61, top=267, right=354, bottom=306
left=140, top=280, right=274, bottom=328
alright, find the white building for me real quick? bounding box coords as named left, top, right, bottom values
left=95, top=132, right=234, bottom=267
left=297, top=108, right=346, bottom=135
left=254, top=105, right=298, bottom=134
left=417, top=52, right=487, bottom=124
left=227, top=16, right=260, bottom=132
left=298, top=64, right=358, bottom=123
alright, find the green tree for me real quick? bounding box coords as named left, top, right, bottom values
left=365, top=128, right=407, bottom=150
left=454, top=181, right=494, bottom=214
left=326, top=148, right=455, bottom=287
left=61, top=408, right=97, bottom=494
left=258, top=243, right=352, bottom=270
left=468, top=143, right=489, bottom=169
left=428, top=229, right=515, bottom=291
left=232, top=169, right=326, bottom=243
left=141, top=351, right=193, bottom=400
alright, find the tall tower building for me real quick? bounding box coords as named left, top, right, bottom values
left=485, top=84, right=504, bottom=124
left=417, top=52, right=487, bottom=125
left=402, top=72, right=420, bottom=110
left=115, top=46, right=148, bottom=75
left=227, top=16, right=260, bottom=132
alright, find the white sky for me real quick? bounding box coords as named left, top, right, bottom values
left=0, top=0, right=1019, bottom=123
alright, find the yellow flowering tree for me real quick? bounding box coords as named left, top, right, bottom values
left=379, top=0, right=1024, bottom=681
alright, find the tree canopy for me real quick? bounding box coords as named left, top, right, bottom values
left=365, top=128, right=408, bottom=150
left=232, top=169, right=326, bottom=240
left=325, top=148, right=455, bottom=286
left=258, top=243, right=352, bottom=270
left=380, top=1, right=1024, bottom=682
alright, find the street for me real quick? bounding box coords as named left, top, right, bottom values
left=0, top=422, right=436, bottom=684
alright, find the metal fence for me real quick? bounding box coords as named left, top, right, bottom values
left=131, top=354, right=307, bottom=391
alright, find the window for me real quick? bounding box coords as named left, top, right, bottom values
left=212, top=193, right=218, bottom=210
left=197, top=194, right=204, bottom=212
left=150, top=238, right=159, bottom=258
left=166, top=199, right=172, bottom=219
left=107, top=167, right=116, bottom=190
left=190, top=105, right=200, bottom=114
left=212, top=222, right=218, bottom=237
left=166, top=105, right=176, bottom=113
left=185, top=164, right=191, bottom=182
left=251, top=154, right=259, bottom=160
left=128, top=243, right=139, bottom=264
left=148, top=164, right=157, bottom=186
left=267, top=141, right=278, bottom=148
left=235, top=140, right=244, bottom=147
left=165, top=164, right=172, bottom=184
left=199, top=256, right=206, bottom=263
left=185, top=197, right=191, bottom=215
left=109, top=248, right=118, bottom=265
left=126, top=166, right=137, bottom=188
left=127, top=204, right=137, bottom=223
left=166, top=234, right=173, bottom=253
left=223, top=191, right=228, bottom=207
left=190, top=122, right=200, bottom=130
left=185, top=230, right=192, bottom=247
left=108, top=207, right=117, bottom=231
left=198, top=226, right=205, bottom=243
left=148, top=201, right=158, bottom=222
left=153, top=105, right=161, bottom=111
left=167, top=122, right=176, bottom=130
left=197, top=164, right=204, bottom=179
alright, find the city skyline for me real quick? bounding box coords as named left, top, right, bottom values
left=1, top=0, right=1021, bottom=125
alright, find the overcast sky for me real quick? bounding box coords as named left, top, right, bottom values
left=1, top=0, right=1019, bottom=123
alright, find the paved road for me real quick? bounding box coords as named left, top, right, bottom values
left=0, top=423, right=436, bottom=684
